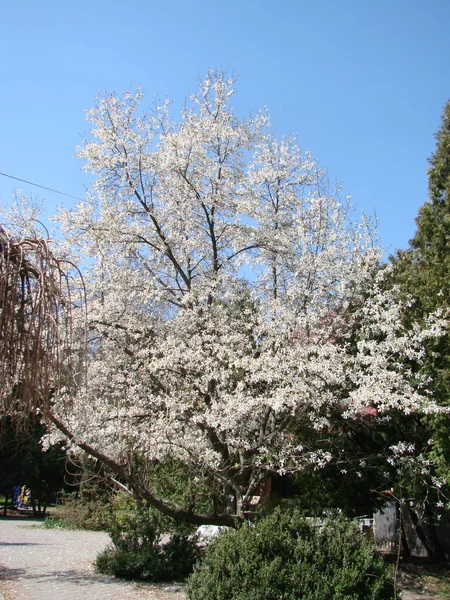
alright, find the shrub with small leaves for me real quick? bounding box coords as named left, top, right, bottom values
left=96, top=506, right=200, bottom=582
left=187, top=508, right=394, bottom=600
left=45, top=496, right=114, bottom=531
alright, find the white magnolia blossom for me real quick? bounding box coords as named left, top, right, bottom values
left=42, top=71, right=446, bottom=524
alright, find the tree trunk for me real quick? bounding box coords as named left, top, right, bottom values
left=423, top=503, right=446, bottom=560
left=399, top=502, right=411, bottom=557
left=50, top=413, right=240, bottom=528
left=224, top=484, right=236, bottom=515
left=407, top=503, right=446, bottom=560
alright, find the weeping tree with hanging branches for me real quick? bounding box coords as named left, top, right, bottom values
left=0, top=221, right=85, bottom=428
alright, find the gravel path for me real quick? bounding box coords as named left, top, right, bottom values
left=2, top=518, right=440, bottom=600
left=0, top=518, right=186, bottom=600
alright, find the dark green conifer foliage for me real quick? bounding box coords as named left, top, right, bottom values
left=391, top=100, right=450, bottom=485
left=408, top=100, right=450, bottom=315
left=429, top=102, right=450, bottom=207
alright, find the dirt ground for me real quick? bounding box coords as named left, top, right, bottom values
left=396, top=559, right=450, bottom=599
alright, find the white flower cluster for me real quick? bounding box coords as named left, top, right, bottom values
left=41, top=71, right=446, bottom=515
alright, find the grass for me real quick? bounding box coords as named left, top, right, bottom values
left=42, top=515, right=64, bottom=529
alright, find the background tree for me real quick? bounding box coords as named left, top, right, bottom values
left=386, top=100, right=450, bottom=558
left=38, top=72, right=446, bottom=528
left=390, top=99, right=450, bottom=318
left=0, top=202, right=85, bottom=428
left=390, top=100, right=450, bottom=483
left=0, top=199, right=88, bottom=520
left=0, top=416, right=69, bottom=516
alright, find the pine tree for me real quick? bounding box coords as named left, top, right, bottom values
left=410, top=100, right=450, bottom=314
left=429, top=102, right=450, bottom=206
left=393, top=101, right=450, bottom=311
left=391, top=100, right=450, bottom=491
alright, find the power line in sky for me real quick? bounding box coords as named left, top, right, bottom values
left=0, top=171, right=85, bottom=202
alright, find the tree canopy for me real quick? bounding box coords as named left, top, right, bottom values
left=4, top=73, right=446, bottom=527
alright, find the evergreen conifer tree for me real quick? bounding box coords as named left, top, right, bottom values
left=391, top=100, right=450, bottom=487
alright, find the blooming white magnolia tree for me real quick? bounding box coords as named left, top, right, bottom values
left=48, top=72, right=444, bottom=526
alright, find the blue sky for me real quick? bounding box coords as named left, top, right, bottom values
left=1, top=0, right=449, bottom=256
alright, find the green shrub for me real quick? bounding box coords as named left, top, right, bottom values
left=95, top=506, right=201, bottom=582
left=43, top=515, right=64, bottom=529
left=187, top=508, right=394, bottom=600
left=45, top=495, right=114, bottom=531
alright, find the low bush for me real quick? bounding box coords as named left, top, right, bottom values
left=43, top=515, right=64, bottom=529
left=95, top=506, right=201, bottom=582
left=45, top=495, right=114, bottom=531
left=187, top=508, right=394, bottom=600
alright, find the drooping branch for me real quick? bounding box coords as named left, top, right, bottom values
left=0, top=226, right=86, bottom=424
